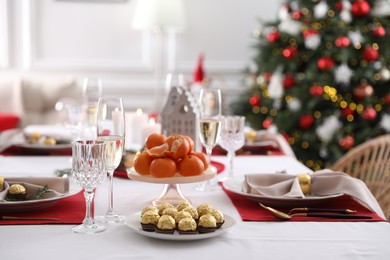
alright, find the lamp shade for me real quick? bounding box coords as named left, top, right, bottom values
left=132, top=0, right=186, bottom=32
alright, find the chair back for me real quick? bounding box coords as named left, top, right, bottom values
left=331, top=134, right=390, bottom=219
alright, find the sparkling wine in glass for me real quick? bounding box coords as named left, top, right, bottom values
left=82, top=78, right=103, bottom=129
left=196, top=88, right=222, bottom=191
left=95, top=97, right=126, bottom=223
left=71, top=140, right=107, bottom=234
left=218, top=116, right=246, bottom=181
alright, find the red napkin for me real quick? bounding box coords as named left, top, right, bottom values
left=0, top=145, right=72, bottom=156
left=0, top=190, right=86, bottom=225
left=0, top=114, right=19, bottom=131
left=221, top=184, right=386, bottom=222
left=114, top=160, right=225, bottom=179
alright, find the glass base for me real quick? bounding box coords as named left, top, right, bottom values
left=72, top=223, right=106, bottom=234
left=95, top=213, right=126, bottom=224
left=195, top=180, right=221, bottom=192
left=153, top=184, right=190, bottom=206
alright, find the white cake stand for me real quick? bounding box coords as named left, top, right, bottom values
left=127, top=166, right=217, bottom=206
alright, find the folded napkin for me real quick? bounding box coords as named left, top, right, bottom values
left=242, top=170, right=386, bottom=219
left=24, top=125, right=72, bottom=139
left=0, top=177, right=69, bottom=201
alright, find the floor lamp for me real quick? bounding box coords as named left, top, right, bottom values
left=132, top=0, right=186, bottom=113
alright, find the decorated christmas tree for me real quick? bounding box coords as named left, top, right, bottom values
left=232, top=0, right=390, bottom=170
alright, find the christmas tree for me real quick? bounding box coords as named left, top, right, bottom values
left=232, top=0, right=390, bottom=170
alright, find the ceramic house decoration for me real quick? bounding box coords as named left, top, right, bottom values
left=160, top=86, right=201, bottom=151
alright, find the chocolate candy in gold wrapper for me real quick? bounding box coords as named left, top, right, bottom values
left=156, top=215, right=176, bottom=234
left=198, top=214, right=217, bottom=233
left=7, top=184, right=27, bottom=200
left=297, top=173, right=311, bottom=195
left=0, top=176, right=4, bottom=191
left=178, top=218, right=197, bottom=233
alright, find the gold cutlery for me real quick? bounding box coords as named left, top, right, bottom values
left=259, top=203, right=372, bottom=220
left=289, top=207, right=356, bottom=215
left=0, top=216, right=60, bottom=221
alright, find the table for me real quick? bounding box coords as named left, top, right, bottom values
left=1, top=155, right=389, bottom=259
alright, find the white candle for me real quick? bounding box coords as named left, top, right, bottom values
left=112, top=107, right=121, bottom=135
left=142, top=117, right=162, bottom=143
left=125, top=108, right=148, bottom=149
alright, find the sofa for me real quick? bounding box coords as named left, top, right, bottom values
left=0, top=75, right=80, bottom=129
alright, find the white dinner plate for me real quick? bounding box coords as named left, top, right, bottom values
left=0, top=181, right=82, bottom=213
left=222, top=177, right=344, bottom=207
left=125, top=212, right=236, bottom=241
left=16, top=142, right=72, bottom=150
left=127, top=165, right=217, bottom=184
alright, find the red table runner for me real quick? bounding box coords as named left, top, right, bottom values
left=221, top=183, right=386, bottom=222
left=0, top=190, right=86, bottom=225
left=0, top=145, right=72, bottom=156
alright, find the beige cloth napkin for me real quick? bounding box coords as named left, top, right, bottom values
left=242, top=170, right=385, bottom=219
left=0, top=177, right=70, bottom=201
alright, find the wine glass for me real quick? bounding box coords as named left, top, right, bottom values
left=82, top=77, right=103, bottom=129
left=218, top=116, right=246, bottom=181
left=95, top=97, right=126, bottom=223
left=71, top=140, right=107, bottom=234
left=195, top=88, right=222, bottom=191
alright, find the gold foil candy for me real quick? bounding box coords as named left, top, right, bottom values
left=297, top=173, right=311, bottom=195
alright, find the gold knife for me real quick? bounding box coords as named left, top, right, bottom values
left=0, top=216, right=60, bottom=221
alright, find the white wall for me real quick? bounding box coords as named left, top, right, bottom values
left=0, top=0, right=282, bottom=114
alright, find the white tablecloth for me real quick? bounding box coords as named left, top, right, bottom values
left=0, top=155, right=389, bottom=260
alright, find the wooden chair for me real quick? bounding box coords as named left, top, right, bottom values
left=331, top=134, right=390, bottom=220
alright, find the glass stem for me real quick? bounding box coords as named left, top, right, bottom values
left=227, top=150, right=235, bottom=178
left=83, top=189, right=95, bottom=227
left=106, top=170, right=115, bottom=216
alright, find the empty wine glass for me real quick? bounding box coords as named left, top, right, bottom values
left=195, top=88, right=222, bottom=191
left=218, top=116, right=246, bottom=181
left=95, top=97, right=126, bottom=223
left=71, top=140, right=107, bottom=234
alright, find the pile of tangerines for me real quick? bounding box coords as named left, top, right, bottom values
left=133, top=133, right=209, bottom=178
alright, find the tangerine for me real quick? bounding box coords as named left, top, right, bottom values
left=133, top=152, right=154, bottom=175
left=191, top=152, right=209, bottom=169
left=182, top=135, right=195, bottom=154
left=146, top=143, right=169, bottom=157
left=145, top=133, right=167, bottom=149
left=166, top=134, right=190, bottom=160
left=178, top=154, right=205, bottom=176
left=150, top=157, right=177, bottom=178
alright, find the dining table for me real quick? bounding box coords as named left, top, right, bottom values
left=1, top=154, right=389, bottom=260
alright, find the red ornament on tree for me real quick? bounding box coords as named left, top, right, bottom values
left=362, top=47, right=379, bottom=62
left=385, top=93, right=390, bottom=104
left=339, top=136, right=354, bottom=150
left=341, top=107, right=355, bottom=117
left=292, top=10, right=302, bottom=20
left=283, top=74, right=295, bottom=89
left=310, top=85, right=324, bottom=96
left=299, top=115, right=315, bottom=129
left=335, top=0, right=343, bottom=11
left=373, top=26, right=386, bottom=37
left=317, top=57, right=335, bottom=70
left=353, top=83, right=374, bottom=101
left=267, top=31, right=280, bottom=43
left=363, top=107, right=377, bottom=121
left=262, top=118, right=273, bottom=129
left=351, top=0, right=370, bottom=16
left=335, top=36, right=350, bottom=47
left=282, top=46, right=297, bottom=59
left=249, top=95, right=260, bottom=106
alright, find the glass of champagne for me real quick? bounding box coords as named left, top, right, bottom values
left=71, top=140, right=107, bottom=234
left=95, top=97, right=126, bottom=223
left=83, top=77, right=103, bottom=135
left=218, top=115, right=246, bottom=181
left=196, top=88, right=222, bottom=191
